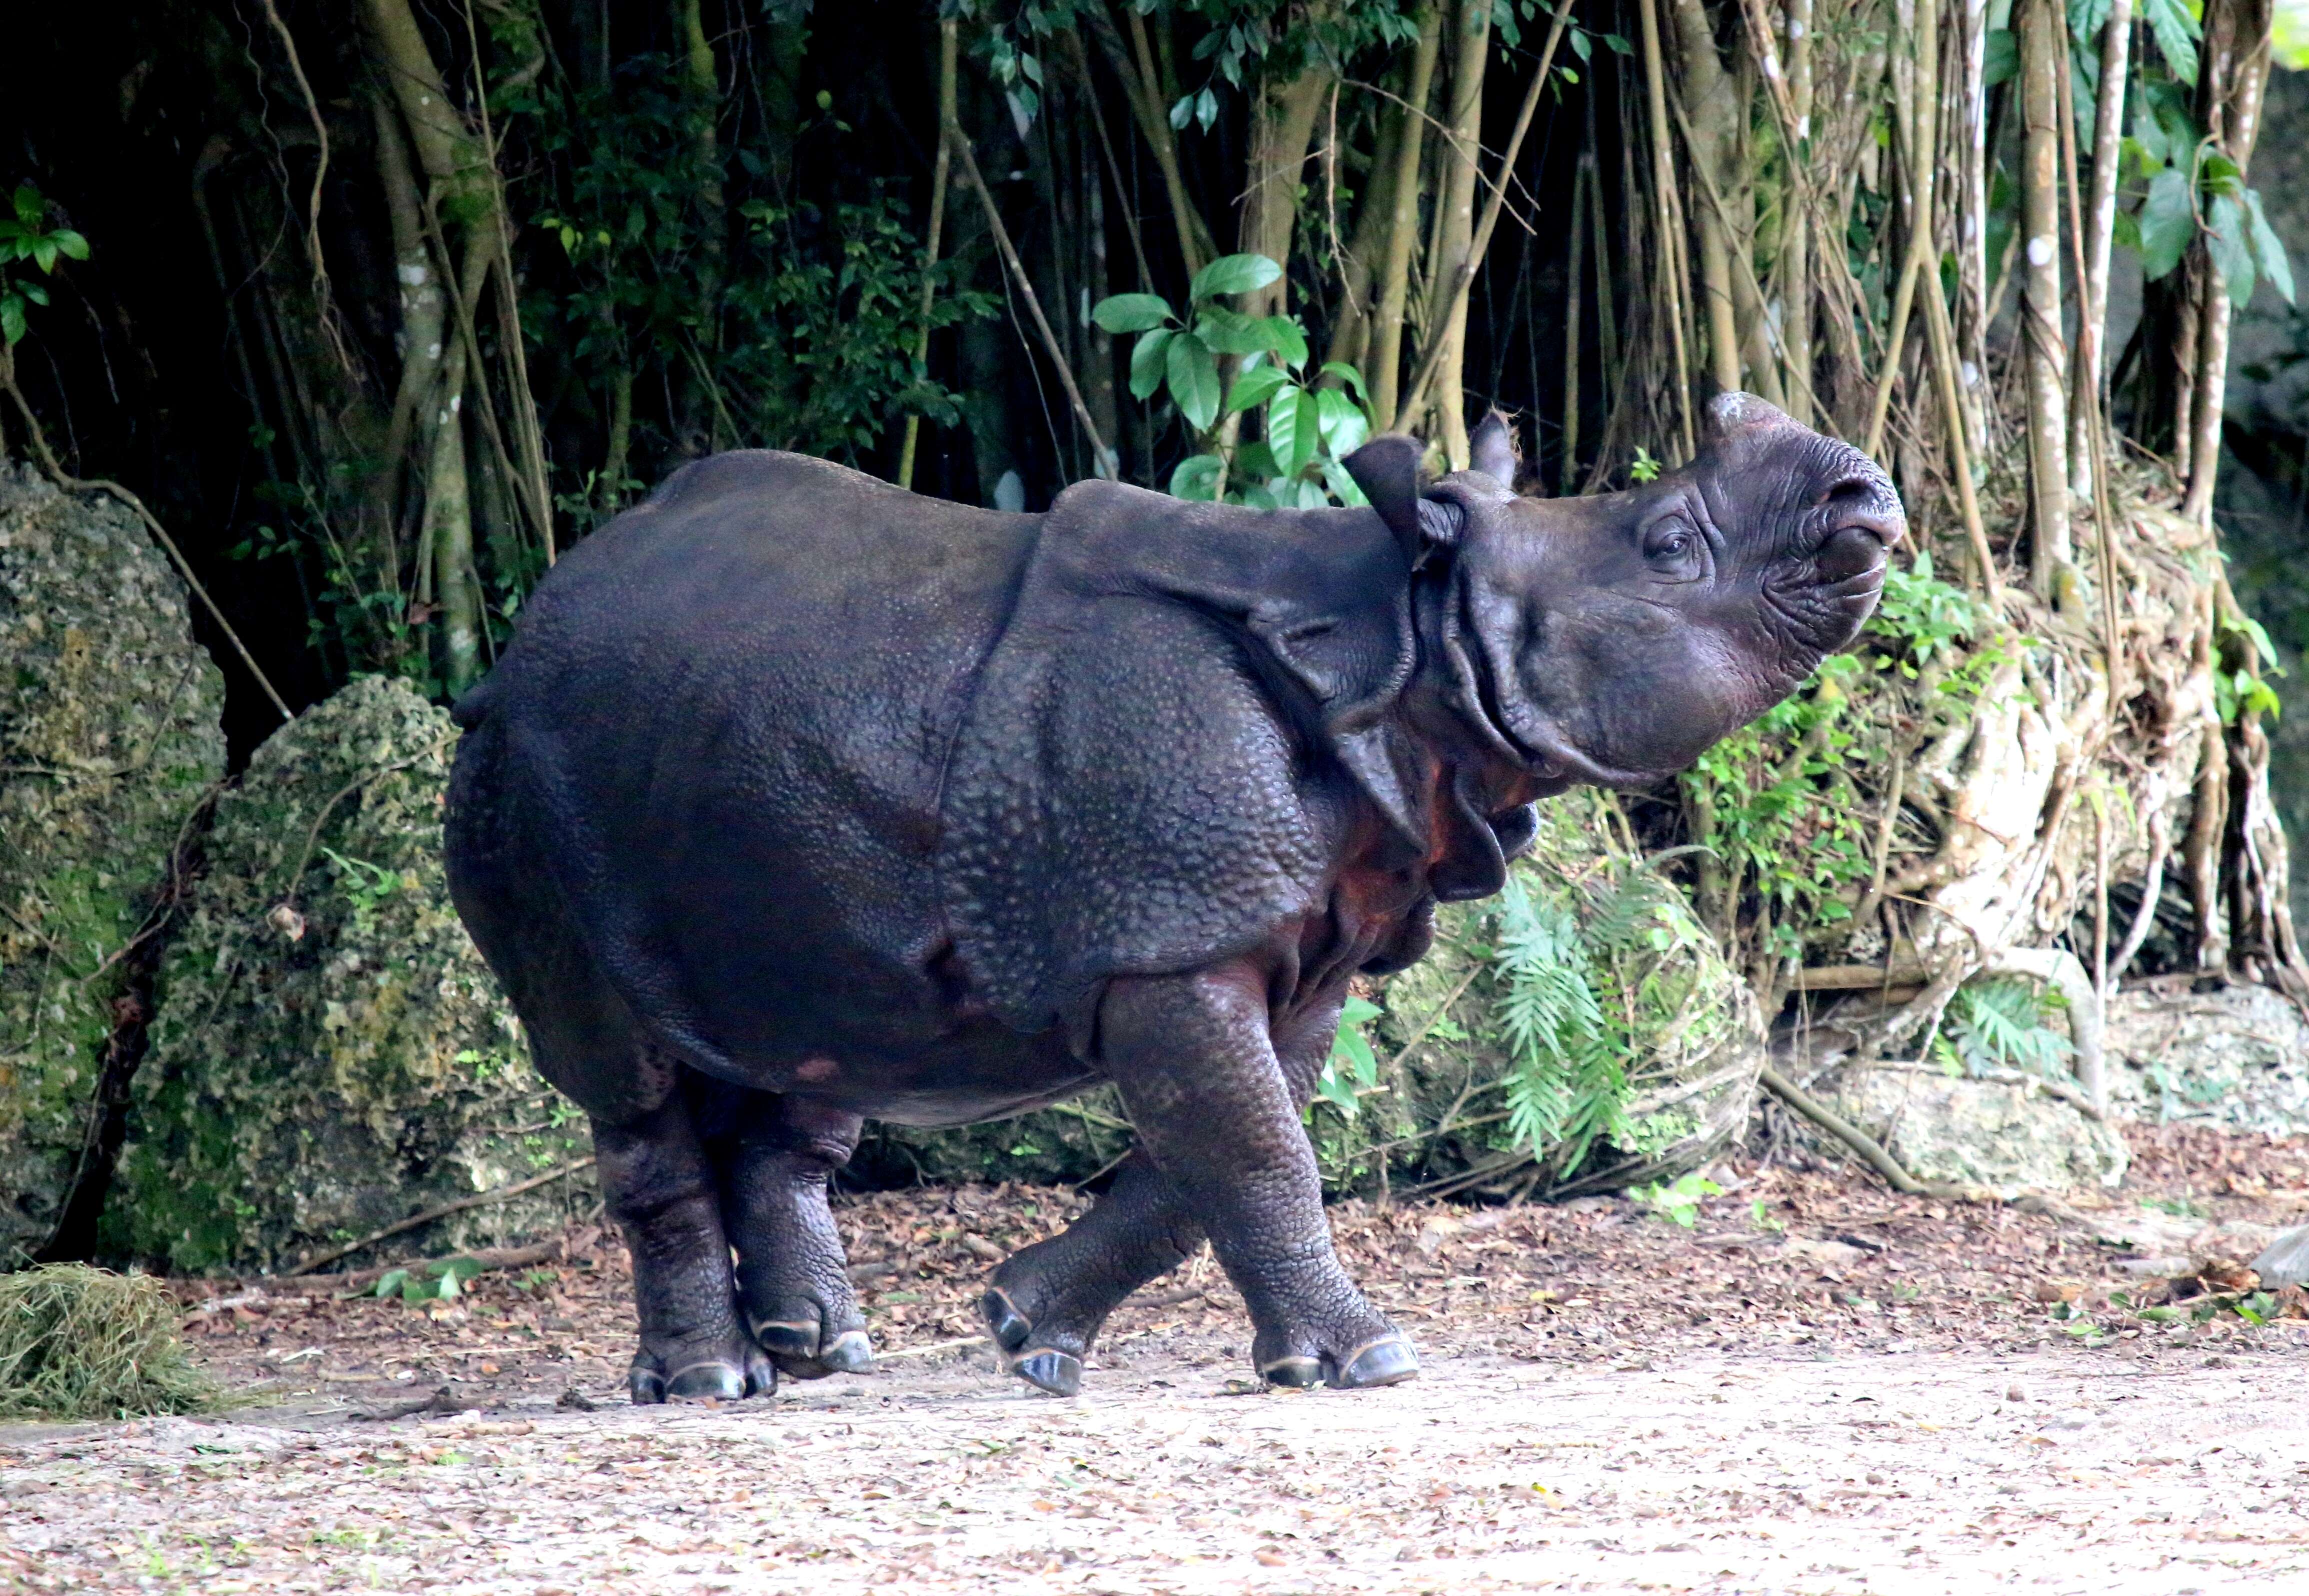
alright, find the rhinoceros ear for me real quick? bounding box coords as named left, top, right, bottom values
left=1344, top=434, right=1462, bottom=568
left=1469, top=410, right=1519, bottom=489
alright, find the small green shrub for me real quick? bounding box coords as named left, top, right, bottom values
left=0, top=1264, right=216, bottom=1420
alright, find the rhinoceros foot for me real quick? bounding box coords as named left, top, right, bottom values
left=750, top=1300, right=875, bottom=1378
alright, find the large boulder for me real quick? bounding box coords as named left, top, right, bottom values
left=2103, top=983, right=2309, bottom=1137
left=0, top=467, right=225, bottom=1262
left=1809, top=1063, right=2128, bottom=1192
left=113, top=677, right=593, bottom=1274
left=1313, top=787, right=1765, bottom=1198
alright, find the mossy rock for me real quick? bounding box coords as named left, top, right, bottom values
left=1313, top=788, right=1764, bottom=1199
left=0, top=466, right=226, bottom=1263
left=114, top=677, right=592, bottom=1273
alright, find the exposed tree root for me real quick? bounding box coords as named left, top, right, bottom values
left=1757, top=1064, right=1991, bottom=1202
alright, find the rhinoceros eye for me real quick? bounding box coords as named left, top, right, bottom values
left=1642, top=521, right=1698, bottom=569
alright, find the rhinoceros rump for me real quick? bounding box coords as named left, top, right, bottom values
left=444, top=396, right=1902, bottom=1401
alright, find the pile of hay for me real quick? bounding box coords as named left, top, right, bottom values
left=0, top=1263, right=214, bottom=1420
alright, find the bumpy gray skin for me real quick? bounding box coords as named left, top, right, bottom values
left=444, top=394, right=1903, bottom=1401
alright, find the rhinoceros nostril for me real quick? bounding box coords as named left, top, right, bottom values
left=1817, top=474, right=1905, bottom=546
left=1816, top=525, right=1887, bottom=583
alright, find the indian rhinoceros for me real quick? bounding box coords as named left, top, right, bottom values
left=443, top=395, right=1902, bottom=1402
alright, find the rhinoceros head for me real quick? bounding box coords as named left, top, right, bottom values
left=1345, top=393, right=1904, bottom=790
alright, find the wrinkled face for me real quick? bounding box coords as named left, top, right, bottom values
left=1409, top=395, right=1903, bottom=788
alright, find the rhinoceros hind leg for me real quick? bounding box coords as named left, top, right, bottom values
left=699, top=1084, right=872, bottom=1380
left=978, top=1150, right=1203, bottom=1395
left=592, top=1084, right=768, bottom=1404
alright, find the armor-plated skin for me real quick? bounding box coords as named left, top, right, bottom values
left=444, top=394, right=1903, bottom=1401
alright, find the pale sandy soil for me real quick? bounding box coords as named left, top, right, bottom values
left=6, top=1124, right=2308, bottom=1594
left=4, top=1343, right=2306, bottom=1594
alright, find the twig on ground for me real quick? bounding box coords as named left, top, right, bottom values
left=278, top=1157, right=597, bottom=1278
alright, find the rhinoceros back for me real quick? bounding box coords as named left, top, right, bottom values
left=447, top=451, right=1036, bottom=1073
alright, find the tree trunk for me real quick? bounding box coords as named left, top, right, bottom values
left=1667, top=0, right=1743, bottom=398
left=2182, top=0, right=2275, bottom=526
left=2070, top=0, right=2132, bottom=499
left=1369, top=6, right=1443, bottom=427
left=1239, top=64, right=1331, bottom=321
left=2018, top=0, right=2070, bottom=592
left=1424, top=0, right=1490, bottom=466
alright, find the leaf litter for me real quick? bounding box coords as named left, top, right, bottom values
left=3, top=1121, right=2307, bottom=1591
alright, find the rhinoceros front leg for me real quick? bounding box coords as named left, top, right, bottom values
left=980, top=1150, right=1205, bottom=1395
left=1096, top=965, right=1418, bottom=1391
left=710, top=1092, right=874, bottom=1379
left=591, top=1092, right=770, bottom=1403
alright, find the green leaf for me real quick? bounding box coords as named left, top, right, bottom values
left=1168, top=452, right=1224, bottom=501
left=31, top=238, right=56, bottom=274
left=1128, top=328, right=1174, bottom=401
left=11, top=187, right=39, bottom=227
left=1317, top=387, right=1370, bottom=456
left=2143, top=0, right=2200, bottom=86
left=2136, top=167, right=2195, bottom=281
left=1166, top=332, right=1221, bottom=431
left=1984, top=28, right=2017, bottom=87
left=1091, top=292, right=1174, bottom=333
left=1319, top=361, right=1371, bottom=406
left=2208, top=193, right=2256, bottom=305
left=1226, top=363, right=1288, bottom=414
left=1261, top=315, right=1309, bottom=369
left=1196, top=306, right=1283, bottom=356
left=3, top=296, right=27, bottom=347
left=1321, top=459, right=1370, bottom=507
left=48, top=228, right=88, bottom=262
left=1188, top=252, right=1283, bottom=303
left=374, top=1269, right=411, bottom=1300
left=1232, top=439, right=1279, bottom=480
left=2245, top=190, right=2295, bottom=305
left=1268, top=385, right=1322, bottom=476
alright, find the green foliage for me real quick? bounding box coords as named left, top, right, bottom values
left=1683, top=552, right=2004, bottom=965
left=521, top=64, right=991, bottom=509
left=374, top=1255, right=489, bottom=1307
left=1935, top=978, right=2074, bottom=1078
left=1629, top=1172, right=1722, bottom=1227
left=1314, top=995, right=1387, bottom=1117
left=0, top=184, right=88, bottom=347
left=2117, top=61, right=2292, bottom=308
left=1092, top=253, right=1375, bottom=509
left=1488, top=865, right=1703, bottom=1171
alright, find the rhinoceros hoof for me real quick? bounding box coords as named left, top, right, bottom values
left=980, top=1287, right=1032, bottom=1352
left=1008, top=1349, right=1083, bottom=1397
left=631, top=1357, right=750, bottom=1404
left=752, top=1305, right=874, bottom=1379
left=1331, top=1336, right=1419, bottom=1389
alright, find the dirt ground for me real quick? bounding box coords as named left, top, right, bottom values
left=6, top=1123, right=2308, bottom=1594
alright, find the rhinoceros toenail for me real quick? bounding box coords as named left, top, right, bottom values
left=980, top=1289, right=1032, bottom=1351
left=1334, top=1337, right=1420, bottom=1389
left=665, top=1360, right=747, bottom=1401
left=1259, top=1355, right=1324, bottom=1389
left=1011, top=1350, right=1081, bottom=1397
left=751, top=1317, right=820, bottom=1354
left=819, top=1331, right=874, bottom=1372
